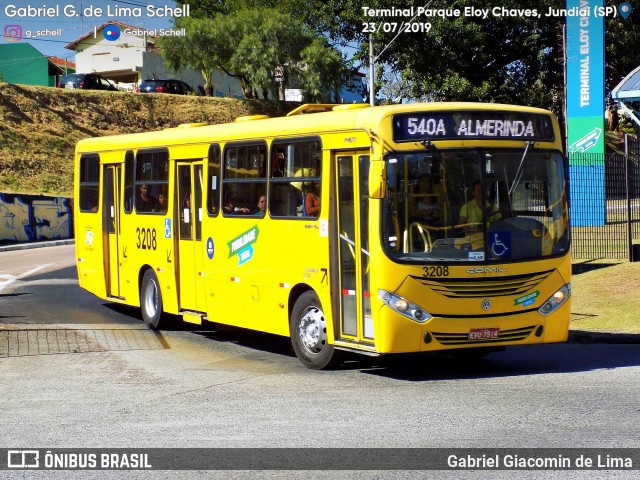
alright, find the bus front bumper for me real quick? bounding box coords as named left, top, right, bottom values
left=374, top=301, right=571, bottom=354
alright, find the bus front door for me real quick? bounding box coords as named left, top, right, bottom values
left=103, top=164, right=122, bottom=298
left=176, top=161, right=205, bottom=313
left=334, top=152, right=374, bottom=346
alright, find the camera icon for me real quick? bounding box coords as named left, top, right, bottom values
left=4, top=24, right=23, bottom=42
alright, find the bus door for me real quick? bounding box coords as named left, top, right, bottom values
left=103, top=164, right=122, bottom=298
left=176, top=161, right=205, bottom=312
left=334, top=151, right=374, bottom=345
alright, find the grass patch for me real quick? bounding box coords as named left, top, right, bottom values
left=0, top=83, right=294, bottom=196
left=570, top=260, right=640, bottom=333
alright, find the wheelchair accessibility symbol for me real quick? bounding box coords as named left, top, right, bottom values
left=491, top=232, right=511, bottom=258
left=164, top=218, right=172, bottom=239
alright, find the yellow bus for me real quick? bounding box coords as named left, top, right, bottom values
left=74, top=102, right=570, bottom=368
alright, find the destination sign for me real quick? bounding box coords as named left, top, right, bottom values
left=392, top=111, right=555, bottom=142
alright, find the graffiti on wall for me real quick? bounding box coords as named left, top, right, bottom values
left=0, top=193, right=72, bottom=242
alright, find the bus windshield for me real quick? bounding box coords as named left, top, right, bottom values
left=382, top=148, right=569, bottom=263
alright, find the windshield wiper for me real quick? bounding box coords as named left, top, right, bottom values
left=509, top=141, right=534, bottom=197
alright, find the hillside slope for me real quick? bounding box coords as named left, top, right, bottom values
left=0, top=83, right=290, bottom=196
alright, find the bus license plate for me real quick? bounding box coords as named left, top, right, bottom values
left=468, top=327, right=499, bottom=340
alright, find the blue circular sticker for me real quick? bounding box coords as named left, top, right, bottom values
left=206, top=237, right=214, bottom=259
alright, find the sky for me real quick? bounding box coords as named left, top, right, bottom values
left=0, top=0, right=181, bottom=60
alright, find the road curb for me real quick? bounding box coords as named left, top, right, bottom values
left=0, top=239, right=75, bottom=252
left=569, top=330, right=640, bottom=344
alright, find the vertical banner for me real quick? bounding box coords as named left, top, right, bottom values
left=566, top=0, right=605, bottom=226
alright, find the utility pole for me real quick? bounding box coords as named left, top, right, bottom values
left=369, top=33, right=375, bottom=107
left=368, top=1, right=433, bottom=106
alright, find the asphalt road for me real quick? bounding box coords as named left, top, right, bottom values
left=1, top=245, right=639, bottom=478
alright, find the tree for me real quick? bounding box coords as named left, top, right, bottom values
left=298, top=37, right=346, bottom=101
left=375, top=69, right=413, bottom=105
left=180, top=0, right=640, bottom=110
left=305, top=0, right=567, bottom=110
left=163, top=6, right=346, bottom=100
left=606, top=12, right=640, bottom=101
left=158, top=17, right=228, bottom=96
left=174, top=0, right=230, bottom=17
left=221, top=9, right=308, bottom=99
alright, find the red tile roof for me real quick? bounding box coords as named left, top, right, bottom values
left=47, top=56, right=75, bottom=69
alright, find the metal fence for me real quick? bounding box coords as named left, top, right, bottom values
left=569, top=135, right=640, bottom=259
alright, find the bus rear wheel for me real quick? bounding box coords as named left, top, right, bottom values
left=290, top=291, right=343, bottom=369
left=140, top=269, right=166, bottom=329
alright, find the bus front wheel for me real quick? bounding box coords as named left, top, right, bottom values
left=290, top=291, right=343, bottom=369
left=140, top=269, right=166, bottom=329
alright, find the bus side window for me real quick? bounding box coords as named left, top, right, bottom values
left=272, top=149, right=285, bottom=177
left=134, top=150, right=169, bottom=214
left=222, top=143, right=266, bottom=216
left=207, top=144, right=221, bottom=216
left=80, top=188, right=99, bottom=212
left=269, top=139, right=321, bottom=218
left=123, top=151, right=134, bottom=214
left=79, top=155, right=100, bottom=213
left=270, top=184, right=297, bottom=216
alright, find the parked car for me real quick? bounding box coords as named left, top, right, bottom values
left=136, top=79, right=195, bottom=95
left=57, top=73, right=118, bottom=91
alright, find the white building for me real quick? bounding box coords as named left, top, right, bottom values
left=64, top=21, right=244, bottom=97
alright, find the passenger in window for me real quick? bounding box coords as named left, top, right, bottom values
left=458, top=180, right=500, bottom=232
left=136, top=184, right=157, bottom=212
left=223, top=190, right=250, bottom=214
left=254, top=195, right=266, bottom=216
left=409, top=174, right=441, bottom=226
left=272, top=150, right=285, bottom=177
left=304, top=180, right=321, bottom=216
left=154, top=188, right=167, bottom=213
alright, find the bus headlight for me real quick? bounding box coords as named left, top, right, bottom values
left=378, top=289, right=432, bottom=323
left=538, top=283, right=571, bottom=316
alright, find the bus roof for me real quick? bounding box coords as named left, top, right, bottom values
left=75, top=102, right=557, bottom=153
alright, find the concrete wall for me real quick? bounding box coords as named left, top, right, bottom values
left=0, top=193, right=72, bottom=243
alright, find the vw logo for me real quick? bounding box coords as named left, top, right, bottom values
left=481, top=300, right=491, bottom=311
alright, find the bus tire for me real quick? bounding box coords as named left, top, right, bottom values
left=290, top=291, right=343, bottom=369
left=140, top=269, right=166, bottom=329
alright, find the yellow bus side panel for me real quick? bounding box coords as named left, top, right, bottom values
left=202, top=216, right=332, bottom=339
left=116, top=215, right=180, bottom=314
left=75, top=215, right=107, bottom=300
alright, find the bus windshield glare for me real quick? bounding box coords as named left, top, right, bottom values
left=382, top=148, right=569, bottom=263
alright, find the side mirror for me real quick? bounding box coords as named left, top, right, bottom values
left=368, top=159, right=386, bottom=199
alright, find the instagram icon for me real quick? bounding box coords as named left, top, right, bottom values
left=4, top=24, right=23, bottom=42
